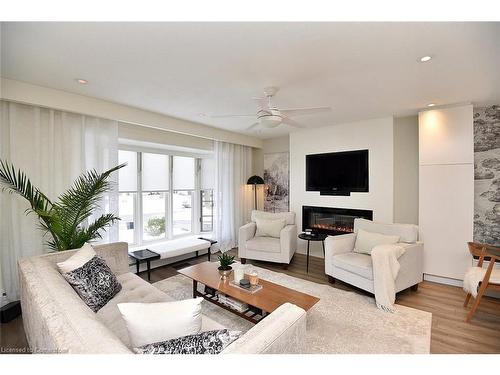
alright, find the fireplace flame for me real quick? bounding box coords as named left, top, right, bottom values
left=310, top=224, right=353, bottom=233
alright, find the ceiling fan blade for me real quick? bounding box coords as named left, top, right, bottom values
left=210, top=114, right=256, bottom=118
left=246, top=122, right=260, bottom=131
left=280, top=107, right=331, bottom=117
left=282, top=117, right=306, bottom=128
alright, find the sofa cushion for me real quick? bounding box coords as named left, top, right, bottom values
left=354, top=218, right=419, bottom=243
left=255, top=218, right=286, bottom=238
left=118, top=298, right=204, bottom=347
left=353, top=229, right=400, bottom=255
left=245, top=236, right=281, bottom=253
left=134, top=329, right=241, bottom=355
left=57, top=242, right=96, bottom=274
left=97, top=273, right=173, bottom=346
left=97, top=272, right=226, bottom=348
left=332, top=252, right=374, bottom=280
left=251, top=210, right=295, bottom=225
left=62, top=256, right=122, bottom=313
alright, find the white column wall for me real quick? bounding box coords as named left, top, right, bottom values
left=418, top=104, right=474, bottom=281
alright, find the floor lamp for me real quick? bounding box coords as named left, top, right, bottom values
left=247, top=175, right=264, bottom=210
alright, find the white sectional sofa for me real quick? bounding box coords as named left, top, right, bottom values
left=18, top=242, right=306, bottom=354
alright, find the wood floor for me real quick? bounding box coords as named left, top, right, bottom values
left=1, top=250, right=499, bottom=354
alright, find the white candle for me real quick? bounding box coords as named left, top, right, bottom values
left=233, top=267, right=245, bottom=283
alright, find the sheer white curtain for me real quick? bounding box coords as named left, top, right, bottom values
left=213, top=141, right=253, bottom=253
left=0, top=100, right=118, bottom=301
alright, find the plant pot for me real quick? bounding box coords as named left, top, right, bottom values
left=218, top=266, right=233, bottom=280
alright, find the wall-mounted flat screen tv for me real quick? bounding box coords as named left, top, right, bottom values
left=306, top=149, right=369, bottom=195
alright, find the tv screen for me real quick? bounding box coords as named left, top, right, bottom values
left=306, top=149, right=369, bottom=194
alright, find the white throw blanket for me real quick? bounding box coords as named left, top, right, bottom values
left=371, top=244, right=406, bottom=312
left=463, top=266, right=500, bottom=297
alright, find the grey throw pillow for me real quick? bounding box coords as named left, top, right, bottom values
left=63, top=255, right=122, bottom=312
left=134, top=329, right=241, bottom=354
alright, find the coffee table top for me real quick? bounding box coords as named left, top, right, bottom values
left=178, top=261, right=320, bottom=313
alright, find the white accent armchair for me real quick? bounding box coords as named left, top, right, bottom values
left=238, top=210, right=297, bottom=265
left=325, top=218, right=423, bottom=293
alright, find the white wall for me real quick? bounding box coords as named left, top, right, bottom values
left=393, top=116, right=419, bottom=224
left=290, top=117, right=395, bottom=257
left=252, top=135, right=290, bottom=177
left=419, top=104, right=474, bottom=281
left=263, top=136, right=290, bottom=154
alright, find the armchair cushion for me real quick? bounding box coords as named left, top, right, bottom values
left=332, top=253, right=374, bottom=280
left=255, top=218, right=286, bottom=238
left=353, top=229, right=400, bottom=255
left=245, top=237, right=281, bottom=253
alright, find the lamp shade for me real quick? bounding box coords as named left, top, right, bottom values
left=247, top=175, right=264, bottom=185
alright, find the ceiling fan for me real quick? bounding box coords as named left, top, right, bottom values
left=210, top=87, right=331, bottom=130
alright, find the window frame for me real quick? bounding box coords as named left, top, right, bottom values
left=118, top=146, right=213, bottom=247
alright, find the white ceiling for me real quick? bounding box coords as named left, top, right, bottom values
left=2, top=22, right=500, bottom=139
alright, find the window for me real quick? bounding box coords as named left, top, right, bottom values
left=142, top=153, right=169, bottom=241
left=118, top=150, right=214, bottom=245
left=118, top=150, right=138, bottom=244
left=173, top=156, right=195, bottom=236
left=200, top=158, right=215, bottom=233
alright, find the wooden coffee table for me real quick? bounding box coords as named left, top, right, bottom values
left=178, top=261, right=320, bottom=323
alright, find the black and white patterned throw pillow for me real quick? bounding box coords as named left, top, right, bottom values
left=134, top=329, right=241, bottom=354
left=63, top=255, right=122, bottom=312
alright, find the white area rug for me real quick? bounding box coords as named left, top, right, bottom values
left=154, top=265, right=432, bottom=354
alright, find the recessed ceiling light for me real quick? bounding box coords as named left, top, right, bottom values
left=419, top=56, right=432, bottom=63
left=76, top=78, right=88, bottom=84
left=427, top=103, right=436, bottom=107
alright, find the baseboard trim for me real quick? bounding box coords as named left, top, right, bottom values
left=423, top=274, right=463, bottom=287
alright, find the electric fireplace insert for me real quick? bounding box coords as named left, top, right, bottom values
left=302, top=205, right=373, bottom=236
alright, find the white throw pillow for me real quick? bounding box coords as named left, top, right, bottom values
left=255, top=218, right=286, bottom=238
left=118, top=298, right=204, bottom=348
left=353, top=229, right=400, bottom=255
left=57, top=242, right=96, bottom=274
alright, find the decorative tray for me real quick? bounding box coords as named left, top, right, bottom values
left=229, top=280, right=262, bottom=294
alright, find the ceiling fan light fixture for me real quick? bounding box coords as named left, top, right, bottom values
left=259, top=115, right=282, bottom=128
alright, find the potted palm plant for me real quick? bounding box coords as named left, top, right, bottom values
left=0, top=160, right=125, bottom=251
left=217, top=252, right=235, bottom=280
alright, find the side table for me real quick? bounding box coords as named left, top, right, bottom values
left=129, top=249, right=160, bottom=281
left=198, top=237, right=217, bottom=261
left=298, top=233, right=327, bottom=273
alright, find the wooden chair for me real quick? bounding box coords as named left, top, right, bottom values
left=463, top=242, right=500, bottom=322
